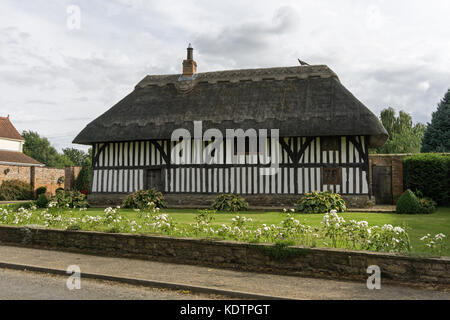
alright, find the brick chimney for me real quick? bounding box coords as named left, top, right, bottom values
left=182, top=43, right=197, bottom=76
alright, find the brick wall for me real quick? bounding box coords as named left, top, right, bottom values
left=0, top=165, right=81, bottom=197
left=64, top=166, right=82, bottom=191
left=0, top=165, right=32, bottom=186
left=369, top=154, right=410, bottom=204
left=33, top=167, right=66, bottom=195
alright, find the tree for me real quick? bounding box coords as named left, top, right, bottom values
left=63, top=147, right=90, bottom=166
left=421, top=89, right=450, bottom=152
left=74, top=157, right=92, bottom=194
left=22, top=131, right=74, bottom=168
left=376, top=108, right=425, bottom=154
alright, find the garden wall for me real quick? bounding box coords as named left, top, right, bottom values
left=0, top=225, right=448, bottom=285
left=0, top=165, right=81, bottom=196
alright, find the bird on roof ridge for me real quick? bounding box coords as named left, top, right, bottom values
left=298, top=58, right=310, bottom=66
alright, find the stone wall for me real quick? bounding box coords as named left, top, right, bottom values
left=0, top=225, right=448, bottom=285
left=0, top=165, right=81, bottom=197
left=88, top=192, right=370, bottom=209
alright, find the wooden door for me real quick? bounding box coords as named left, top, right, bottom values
left=146, top=169, right=164, bottom=191
left=372, top=166, right=392, bottom=204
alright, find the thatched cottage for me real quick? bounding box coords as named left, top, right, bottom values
left=73, top=46, right=388, bottom=207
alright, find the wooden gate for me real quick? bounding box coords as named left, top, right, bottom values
left=372, top=166, right=393, bottom=204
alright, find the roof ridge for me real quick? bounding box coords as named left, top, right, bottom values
left=136, top=65, right=338, bottom=89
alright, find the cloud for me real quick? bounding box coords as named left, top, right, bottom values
left=0, top=0, right=449, bottom=151
left=194, top=6, right=300, bottom=67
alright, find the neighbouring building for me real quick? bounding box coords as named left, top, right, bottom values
left=0, top=115, right=43, bottom=167
left=0, top=115, right=80, bottom=196
left=73, top=46, right=388, bottom=207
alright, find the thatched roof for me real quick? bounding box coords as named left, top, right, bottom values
left=73, top=65, right=388, bottom=147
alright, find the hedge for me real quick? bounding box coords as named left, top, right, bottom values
left=403, top=153, right=450, bottom=205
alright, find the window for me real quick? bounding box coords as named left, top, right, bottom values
left=322, top=167, right=342, bottom=185
left=321, top=136, right=339, bottom=152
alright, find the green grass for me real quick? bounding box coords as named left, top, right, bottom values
left=1, top=205, right=449, bottom=256
left=132, top=207, right=450, bottom=256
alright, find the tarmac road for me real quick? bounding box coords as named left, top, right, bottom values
left=0, top=268, right=221, bottom=300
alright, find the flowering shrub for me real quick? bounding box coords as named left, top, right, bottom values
left=321, top=210, right=410, bottom=253
left=0, top=205, right=447, bottom=257
left=50, top=190, right=88, bottom=209
left=296, top=191, right=346, bottom=213
left=122, top=189, right=166, bottom=210
left=148, top=213, right=176, bottom=234
left=418, top=197, right=437, bottom=214
left=420, top=233, right=447, bottom=255
left=211, top=194, right=248, bottom=212
left=193, top=210, right=216, bottom=234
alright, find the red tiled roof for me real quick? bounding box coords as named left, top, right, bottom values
left=0, top=150, right=43, bottom=166
left=0, top=116, right=24, bottom=141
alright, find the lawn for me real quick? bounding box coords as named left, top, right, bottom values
left=101, top=207, right=450, bottom=256
left=1, top=204, right=449, bottom=257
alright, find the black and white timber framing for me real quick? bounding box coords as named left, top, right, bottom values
left=90, top=135, right=370, bottom=195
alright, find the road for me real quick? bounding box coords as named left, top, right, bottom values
left=0, top=268, right=221, bottom=300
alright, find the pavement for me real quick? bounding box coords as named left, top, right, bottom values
left=0, top=245, right=448, bottom=300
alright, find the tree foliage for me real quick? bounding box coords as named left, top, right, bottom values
left=421, top=89, right=450, bottom=152
left=376, top=108, right=425, bottom=154
left=22, top=131, right=73, bottom=168
left=63, top=147, right=90, bottom=166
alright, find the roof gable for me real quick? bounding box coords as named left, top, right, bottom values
left=0, top=116, right=24, bottom=141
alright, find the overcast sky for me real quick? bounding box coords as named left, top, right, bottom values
left=1, top=0, right=449, bottom=151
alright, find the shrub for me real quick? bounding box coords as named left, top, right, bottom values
left=35, top=194, right=49, bottom=208
left=396, top=189, right=423, bottom=214
left=74, top=159, right=92, bottom=194
left=122, top=189, right=166, bottom=209
left=296, top=191, right=346, bottom=213
left=419, top=197, right=437, bottom=214
left=403, top=153, right=450, bottom=205
left=35, top=186, right=47, bottom=198
left=211, top=194, right=248, bottom=212
left=0, top=180, right=34, bottom=201
left=50, top=190, right=88, bottom=208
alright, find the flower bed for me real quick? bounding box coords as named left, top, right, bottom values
left=0, top=203, right=448, bottom=256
